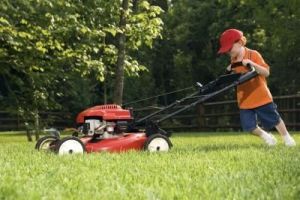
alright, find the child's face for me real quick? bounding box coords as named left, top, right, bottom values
left=228, top=42, right=242, bottom=58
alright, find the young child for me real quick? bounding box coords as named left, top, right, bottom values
left=218, top=28, right=296, bottom=146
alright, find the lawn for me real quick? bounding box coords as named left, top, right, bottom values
left=0, top=132, right=299, bottom=200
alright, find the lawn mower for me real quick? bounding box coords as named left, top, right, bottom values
left=35, top=63, right=258, bottom=155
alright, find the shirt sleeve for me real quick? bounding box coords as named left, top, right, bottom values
left=252, top=50, right=269, bottom=69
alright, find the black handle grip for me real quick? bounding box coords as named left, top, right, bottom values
left=246, top=63, right=255, bottom=72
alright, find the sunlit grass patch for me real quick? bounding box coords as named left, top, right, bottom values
left=0, top=132, right=299, bottom=200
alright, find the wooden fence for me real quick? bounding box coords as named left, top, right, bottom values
left=0, top=111, right=74, bottom=131
left=0, top=94, right=299, bottom=132
left=132, top=94, right=300, bottom=131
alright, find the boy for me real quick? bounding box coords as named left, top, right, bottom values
left=218, top=28, right=296, bottom=146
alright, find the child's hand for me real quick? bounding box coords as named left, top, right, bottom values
left=226, top=64, right=231, bottom=71
left=242, top=59, right=253, bottom=66
left=243, top=59, right=270, bottom=77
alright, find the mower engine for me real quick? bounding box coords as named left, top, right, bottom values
left=76, top=104, right=132, bottom=139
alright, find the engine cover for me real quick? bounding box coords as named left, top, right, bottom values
left=76, top=104, right=132, bottom=124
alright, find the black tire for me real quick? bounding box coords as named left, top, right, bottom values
left=143, top=134, right=172, bottom=152
left=55, top=136, right=86, bottom=155
left=35, top=135, right=59, bottom=151
left=158, top=128, right=172, bottom=137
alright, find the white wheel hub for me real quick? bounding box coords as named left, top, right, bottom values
left=147, top=138, right=170, bottom=152
left=58, top=139, right=84, bottom=155
left=40, top=139, right=55, bottom=150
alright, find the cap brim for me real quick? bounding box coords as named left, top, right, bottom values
left=217, top=44, right=232, bottom=54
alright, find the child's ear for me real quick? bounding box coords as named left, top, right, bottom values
left=239, top=36, right=247, bottom=46
left=237, top=40, right=243, bottom=46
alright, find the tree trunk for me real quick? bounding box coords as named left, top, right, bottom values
left=26, top=126, right=33, bottom=142
left=113, top=0, right=130, bottom=105
left=103, top=76, right=107, bottom=104
left=34, top=109, right=40, bottom=141
left=133, top=0, right=139, bottom=12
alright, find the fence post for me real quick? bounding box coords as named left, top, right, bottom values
left=25, top=122, right=33, bottom=142
left=34, top=109, right=40, bottom=141
left=196, top=104, right=205, bottom=130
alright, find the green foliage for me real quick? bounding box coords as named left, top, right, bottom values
left=126, top=0, right=300, bottom=107
left=0, top=0, right=164, bottom=118
left=0, top=132, right=300, bottom=199
left=1, top=0, right=299, bottom=121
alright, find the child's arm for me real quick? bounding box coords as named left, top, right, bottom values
left=242, top=59, right=270, bottom=77
left=224, top=64, right=232, bottom=74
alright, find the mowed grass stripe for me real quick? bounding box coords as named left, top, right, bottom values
left=0, top=132, right=299, bottom=200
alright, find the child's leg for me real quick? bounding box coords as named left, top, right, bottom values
left=275, top=119, right=289, bottom=136
left=256, top=102, right=296, bottom=146
left=252, top=126, right=268, bottom=136
left=239, top=109, right=277, bottom=146
left=275, top=119, right=296, bottom=146
left=252, top=126, right=277, bottom=146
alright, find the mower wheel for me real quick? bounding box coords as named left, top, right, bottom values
left=55, top=136, right=86, bottom=155
left=144, top=134, right=172, bottom=152
left=35, top=135, right=59, bottom=151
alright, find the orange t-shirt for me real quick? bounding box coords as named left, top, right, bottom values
left=231, top=48, right=273, bottom=109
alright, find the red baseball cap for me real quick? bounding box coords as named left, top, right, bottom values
left=218, top=29, right=243, bottom=54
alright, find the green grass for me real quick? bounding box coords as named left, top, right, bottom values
left=0, top=132, right=300, bottom=200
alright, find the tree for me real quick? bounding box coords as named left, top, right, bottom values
left=114, top=0, right=129, bottom=105
left=0, top=0, right=164, bottom=138
left=123, top=0, right=300, bottom=109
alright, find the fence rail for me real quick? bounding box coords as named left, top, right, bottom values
left=0, top=111, right=74, bottom=131
left=0, top=94, right=299, bottom=132
left=132, top=94, right=300, bottom=131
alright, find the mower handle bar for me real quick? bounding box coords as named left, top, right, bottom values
left=155, top=64, right=258, bottom=124
left=135, top=63, right=257, bottom=125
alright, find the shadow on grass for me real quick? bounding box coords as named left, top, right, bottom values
left=172, top=132, right=248, bottom=138
left=174, top=143, right=269, bottom=153
left=172, top=131, right=299, bottom=138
